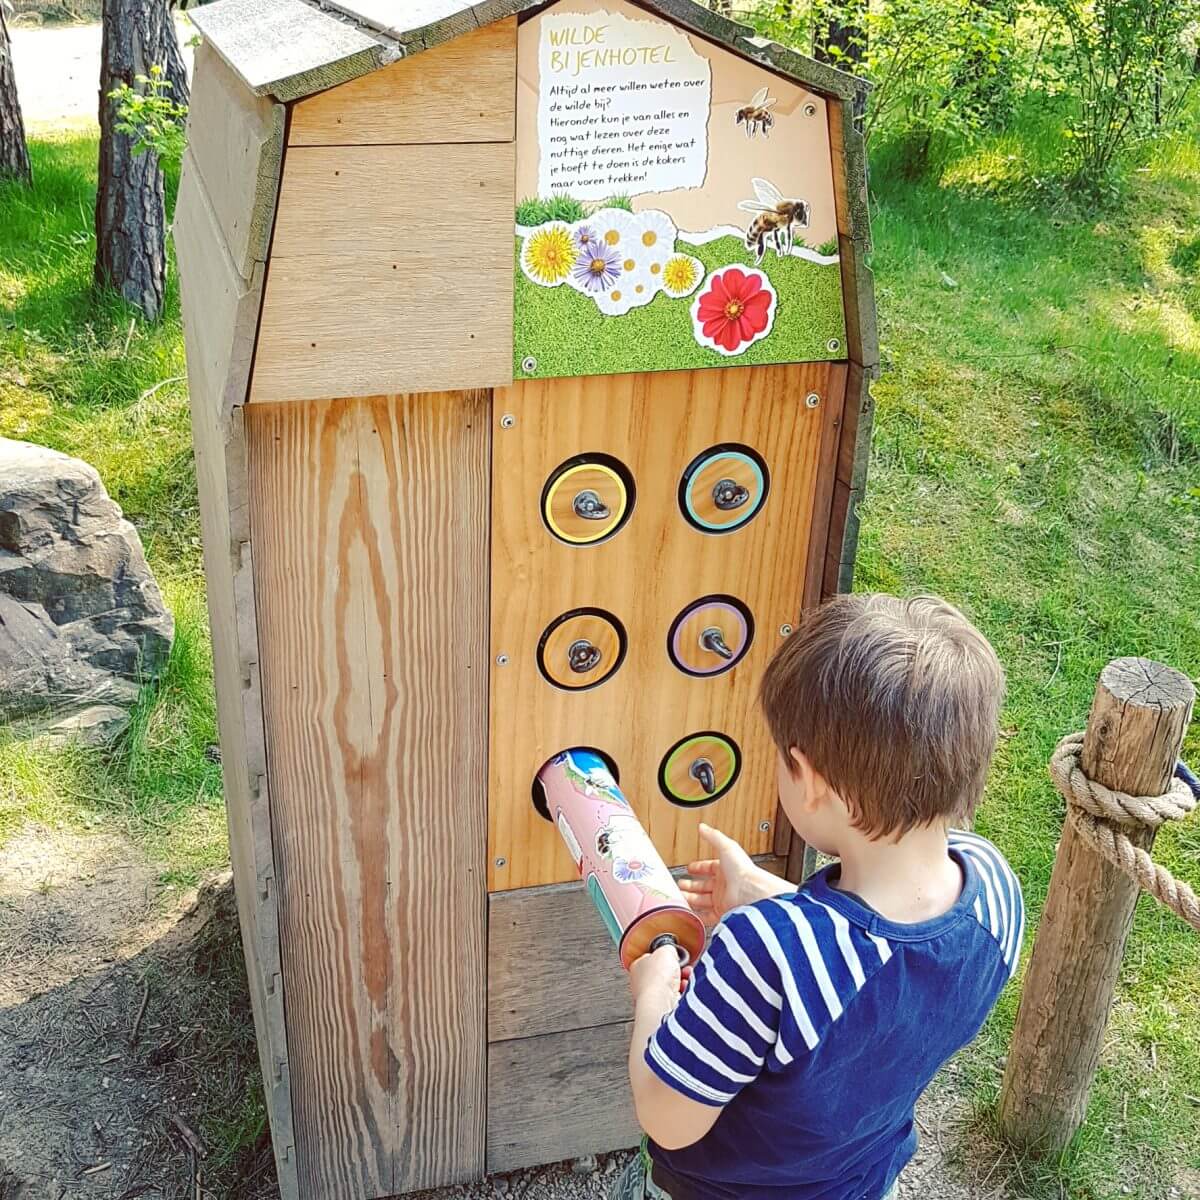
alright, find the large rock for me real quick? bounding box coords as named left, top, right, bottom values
left=0, top=438, right=174, bottom=738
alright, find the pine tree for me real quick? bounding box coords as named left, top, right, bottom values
left=0, top=3, right=32, bottom=185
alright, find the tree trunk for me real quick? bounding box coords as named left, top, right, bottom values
left=0, top=5, right=32, bottom=185
left=997, top=657, right=1195, bottom=1153
left=94, top=0, right=171, bottom=321
left=162, top=3, right=189, bottom=107
left=814, top=0, right=865, bottom=71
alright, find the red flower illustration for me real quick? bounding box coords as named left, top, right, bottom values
left=691, top=266, right=777, bottom=356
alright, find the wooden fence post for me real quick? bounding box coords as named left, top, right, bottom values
left=998, top=657, right=1195, bottom=1153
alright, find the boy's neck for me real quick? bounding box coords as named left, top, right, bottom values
left=831, top=821, right=963, bottom=925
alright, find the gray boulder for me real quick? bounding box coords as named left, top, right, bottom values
left=0, top=438, right=174, bottom=739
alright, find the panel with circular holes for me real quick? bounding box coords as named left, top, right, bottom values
left=541, top=454, right=635, bottom=545
left=658, top=732, right=742, bottom=807
left=536, top=608, right=627, bottom=691
left=678, top=443, right=769, bottom=534
left=667, top=594, right=754, bottom=677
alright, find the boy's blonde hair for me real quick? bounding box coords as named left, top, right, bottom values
left=760, top=594, right=1004, bottom=838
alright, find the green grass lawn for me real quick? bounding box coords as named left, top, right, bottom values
left=2, top=119, right=1198, bottom=1198
left=514, top=233, right=847, bottom=377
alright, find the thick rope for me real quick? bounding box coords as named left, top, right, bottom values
left=1049, top=732, right=1200, bottom=932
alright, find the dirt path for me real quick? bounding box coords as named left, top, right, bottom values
left=10, top=18, right=193, bottom=133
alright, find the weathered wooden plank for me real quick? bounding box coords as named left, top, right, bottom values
left=186, top=42, right=284, bottom=278
left=268, top=142, right=512, bottom=257
left=173, top=154, right=265, bottom=426
left=176, top=160, right=296, bottom=1196
left=250, top=142, right=514, bottom=402
left=802, top=365, right=849, bottom=613
left=246, top=392, right=489, bottom=1196
left=189, top=0, right=388, bottom=102
left=487, top=1023, right=641, bottom=1173
left=489, top=859, right=788, bottom=1043
left=289, top=18, right=516, bottom=146
left=823, top=478, right=856, bottom=598
left=489, top=364, right=831, bottom=890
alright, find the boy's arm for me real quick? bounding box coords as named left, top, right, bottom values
left=628, top=948, right=724, bottom=1150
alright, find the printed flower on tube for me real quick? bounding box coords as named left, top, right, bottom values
left=612, top=857, right=653, bottom=884
left=573, top=242, right=622, bottom=293
left=691, top=266, right=777, bottom=356
left=573, top=224, right=601, bottom=251
left=520, top=221, right=576, bottom=287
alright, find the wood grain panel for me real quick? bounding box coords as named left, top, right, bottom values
left=246, top=392, right=489, bottom=1197
left=489, top=363, right=844, bottom=890
left=186, top=42, right=284, bottom=278
left=488, top=858, right=788, bottom=1043
left=289, top=19, right=516, bottom=146
left=249, top=142, right=514, bottom=402
left=487, top=1023, right=640, bottom=1173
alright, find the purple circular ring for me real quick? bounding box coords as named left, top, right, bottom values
left=672, top=601, right=749, bottom=675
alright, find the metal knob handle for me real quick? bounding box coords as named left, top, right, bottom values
left=690, top=758, right=717, bottom=795
left=700, top=626, right=734, bottom=660
left=712, top=478, right=750, bottom=511
left=573, top=489, right=611, bottom=521
left=567, top=639, right=602, bottom=673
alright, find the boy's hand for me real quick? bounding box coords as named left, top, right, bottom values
left=629, top=943, right=685, bottom=1007
left=679, top=823, right=792, bottom=923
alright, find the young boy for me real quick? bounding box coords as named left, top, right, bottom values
left=617, top=593, right=1022, bottom=1200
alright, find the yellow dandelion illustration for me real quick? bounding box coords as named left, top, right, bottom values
left=661, top=254, right=704, bottom=299
left=521, top=224, right=575, bottom=286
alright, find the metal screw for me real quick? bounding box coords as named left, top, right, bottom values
left=496, top=653, right=510, bottom=666
left=495, top=857, right=507, bottom=868
left=758, top=820, right=771, bottom=832
left=779, top=623, right=794, bottom=637
left=803, top=102, right=817, bottom=117
left=805, top=393, right=820, bottom=409
left=520, top=355, right=538, bottom=374
left=827, top=337, right=841, bottom=352
left=500, top=413, right=516, bottom=429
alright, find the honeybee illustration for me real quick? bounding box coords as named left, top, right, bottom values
left=735, top=86, right=777, bottom=138
left=737, top=177, right=812, bottom=264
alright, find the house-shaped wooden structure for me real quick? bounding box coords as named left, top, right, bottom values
left=176, top=1, right=877, bottom=1196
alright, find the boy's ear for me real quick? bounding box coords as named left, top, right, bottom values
left=788, top=747, right=823, bottom=810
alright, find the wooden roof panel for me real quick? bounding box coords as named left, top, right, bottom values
left=188, top=0, right=392, bottom=101
left=191, top=0, right=867, bottom=105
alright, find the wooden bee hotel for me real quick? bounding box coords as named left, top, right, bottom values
left=176, top=0, right=878, bottom=1195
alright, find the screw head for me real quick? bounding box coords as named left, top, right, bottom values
left=779, top=623, right=794, bottom=637
left=520, top=355, right=537, bottom=374
left=803, top=102, right=817, bottom=117
left=827, top=337, right=841, bottom=352
left=805, top=392, right=820, bottom=409
left=758, top=820, right=771, bottom=832
left=495, top=857, right=507, bottom=868
left=496, top=653, right=510, bottom=666
left=500, top=413, right=516, bottom=429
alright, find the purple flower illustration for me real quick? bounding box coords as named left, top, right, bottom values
left=573, top=243, right=622, bottom=293
left=612, top=857, right=652, bottom=884
left=574, top=223, right=600, bottom=249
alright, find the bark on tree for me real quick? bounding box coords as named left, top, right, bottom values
left=0, top=4, right=32, bottom=185
left=94, top=0, right=172, bottom=320
left=997, top=657, right=1195, bottom=1153
left=814, top=0, right=866, bottom=71
left=162, top=4, right=189, bottom=108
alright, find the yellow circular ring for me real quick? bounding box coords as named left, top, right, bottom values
left=544, top=463, right=628, bottom=545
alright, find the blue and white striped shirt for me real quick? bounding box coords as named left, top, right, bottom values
left=646, top=832, right=1023, bottom=1200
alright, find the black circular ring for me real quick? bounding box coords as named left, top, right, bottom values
left=678, top=442, right=770, bottom=535
left=540, top=452, right=636, bottom=547
left=536, top=607, right=628, bottom=692
left=666, top=593, right=755, bottom=678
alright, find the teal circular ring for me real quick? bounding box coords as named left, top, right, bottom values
left=682, top=449, right=767, bottom=532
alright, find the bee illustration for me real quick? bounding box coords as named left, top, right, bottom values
left=735, top=86, right=777, bottom=138
left=737, top=177, right=812, bottom=264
